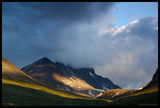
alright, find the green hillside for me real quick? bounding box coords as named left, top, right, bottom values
left=2, top=58, right=158, bottom=106
left=2, top=57, right=109, bottom=106
left=110, top=92, right=158, bottom=106
left=2, top=84, right=107, bottom=106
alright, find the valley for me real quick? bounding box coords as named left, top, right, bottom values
left=2, top=57, right=158, bottom=106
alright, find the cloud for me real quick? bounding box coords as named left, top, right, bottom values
left=94, top=17, right=158, bottom=89
left=3, top=2, right=114, bottom=25
left=2, top=2, right=158, bottom=89
left=2, top=2, right=115, bottom=68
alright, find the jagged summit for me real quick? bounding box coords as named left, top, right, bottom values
left=33, top=57, right=55, bottom=65
left=21, top=57, right=55, bottom=70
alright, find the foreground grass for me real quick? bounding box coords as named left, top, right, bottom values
left=2, top=79, right=111, bottom=101
left=110, top=92, right=158, bottom=106
left=2, top=79, right=87, bottom=99
left=2, top=84, right=108, bottom=106
left=2, top=81, right=158, bottom=106
left=2, top=78, right=158, bottom=106
left=112, top=85, right=158, bottom=102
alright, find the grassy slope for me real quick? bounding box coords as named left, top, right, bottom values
left=3, top=79, right=158, bottom=106
left=110, top=92, right=158, bottom=106
left=2, top=84, right=108, bottom=106
left=2, top=57, right=112, bottom=106
left=2, top=58, right=158, bottom=106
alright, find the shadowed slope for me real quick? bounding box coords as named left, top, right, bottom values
left=95, top=69, right=158, bottom=101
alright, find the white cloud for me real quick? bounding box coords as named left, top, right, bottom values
left=94, top=17, right=158, bottom=89
left=99, top=19, right=139, bottom=36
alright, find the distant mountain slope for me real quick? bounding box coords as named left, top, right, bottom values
left=95, top=69, right=158, bottom=101
left=2, top=58, right=44, bottom=86
left=73, top=68, right=120, bottom=90
left=21, top=57, right=120, bottom=96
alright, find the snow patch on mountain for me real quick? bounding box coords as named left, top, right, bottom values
left=89, top=72, right=95, bottom=78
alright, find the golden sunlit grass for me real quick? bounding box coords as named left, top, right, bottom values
left=2, top=78, right=112, bottom=102
left=2, top=57, right=157, bottom=105
left=2, top=57, right=112, bottom=103
left=2, top=79, right=87, bottom=99
left=129, top=85, right=158, bottom=97
left=53, top=73, right=98, bottom=91
left=97, top=89, right=137, bottom=99
left=96, top=85, right=158, bottom=102
left=2, top=58, right=39, bottom=83
left=112, top=85, right=158, bottom=101
left=2, top=58, right=33, bottom=78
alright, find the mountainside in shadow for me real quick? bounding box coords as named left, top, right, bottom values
left=95, top=68, right=158, bottom=101
left=21, top=57, right=120, bottom=96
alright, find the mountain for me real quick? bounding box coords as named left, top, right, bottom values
left=138, top=69, right=158, bottom=90
left=95, top=68, right=158, bottom=101
left=2, top=57, right=109, bottom=106
left=2, top=58, right=44, bottom=86
left=21, top=57, right=120, bottom=96
left=73, top=68, right=120, bottom=90
left=2, top=57, right=97, bottom=98
left=21, top=57, right=99, bottom=96
left=2, top=57, right=158, bottom=106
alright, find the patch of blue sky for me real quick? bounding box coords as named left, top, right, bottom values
left=113, top=2, right=158, bottom=28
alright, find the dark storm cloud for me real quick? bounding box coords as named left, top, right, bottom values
left=3, top=2, right=114, bottom=26
left=2, top=2, right=114, bottom=68
left=21, top=2, right=113, bottom=23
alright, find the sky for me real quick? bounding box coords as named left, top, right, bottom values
left=113, top=2, right=158, bottom=28
left=2, top=2, right=158, bottom=89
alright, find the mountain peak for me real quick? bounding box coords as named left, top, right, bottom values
left=40, top=57, right=50, bottom=61
left=33, top=57, right=55, bottom=65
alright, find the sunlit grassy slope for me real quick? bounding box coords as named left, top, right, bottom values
left=96, top=85, right=158, bottom=101
left=2, top=84, right=108, bottom=106
left=2, top=58, right=46, bottom=86
left=2, top=57, right=158, bottom=106
left=109, top=92, right=158, bottom=106
left=2, top=58, right=88, bottom=99
left=2, top=58, right=105, bottom=98
left=2, top=79, right=91, bottom=99
left=2, top=57, right=111, bottom=106
left=95, top=85, right=158, bottom=106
